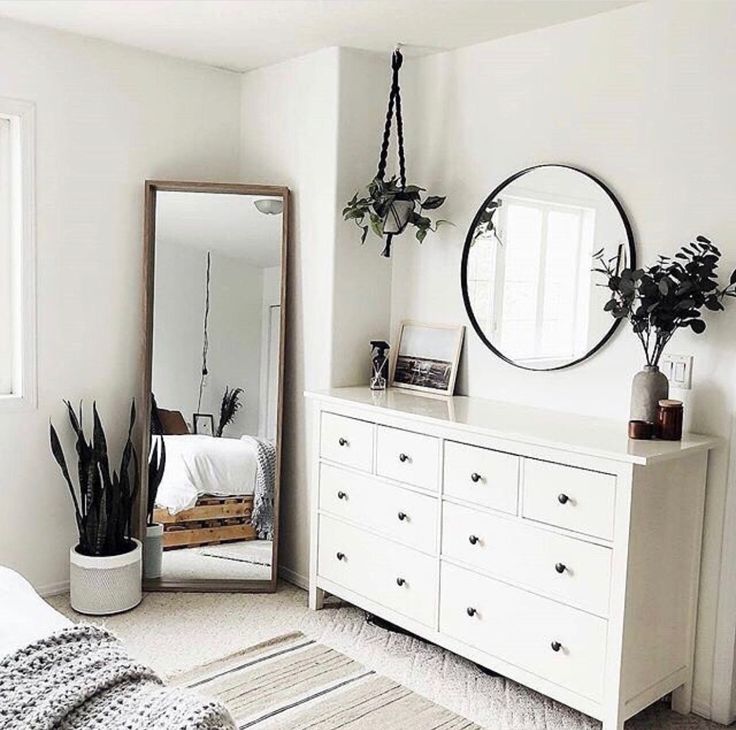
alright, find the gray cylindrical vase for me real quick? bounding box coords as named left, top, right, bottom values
left=143, top=523, right=163, bottom=580
left=630, top=365, right=669, bottom=424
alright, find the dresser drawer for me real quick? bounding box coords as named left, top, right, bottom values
left=317, top=514, right=436, bottom=626
left=444, top=441, right=519, bottom=514
left=440, top=563, right=607, bottom=700
left=376, top=426, right=440, bottom=491
left=522, top=460, right=616, bottom=540
left=319, top=463, right=438, bottom=554
left=320, top=413, right=374, bottom=472
left=442, top=502, right=611, bottom=616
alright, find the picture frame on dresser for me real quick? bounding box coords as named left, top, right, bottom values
left=390, top=321, right=465, bottom=396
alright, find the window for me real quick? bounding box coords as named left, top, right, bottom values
left=467, top=193, right=595, bottom=366
left=0, top=98, right=35, bottom=409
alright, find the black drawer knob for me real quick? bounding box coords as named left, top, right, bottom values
left=399, top=453, right=409, bottom=463
left=338, top=437, right=348, bottom=447
left=555, top=562, right=567, bottom=574
left=336, top=552, right=346, bottom=561
left=470, top=472, right=482, bottom=483
left=468, top=534, right=479, bottom=545
left=550, top=641, right=562, bottom=653
left=396, top=577, right=406, bottom=587
left=337, top=491, right=347, bottom=500
left=557, top=493, right=570, bottom=504
left=466, top=607, right=477, bottom=617
left=397, top=511, right=407, bottom=521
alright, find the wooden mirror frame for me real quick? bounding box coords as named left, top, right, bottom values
left=139, top=180, right=289, bottom=593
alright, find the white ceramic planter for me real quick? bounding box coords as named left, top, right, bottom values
left=143, top=523, right=163, bottom=580
left=69, top=539, right=142, bottom=615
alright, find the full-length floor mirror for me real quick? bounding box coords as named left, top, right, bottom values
left=141, top=181, right=288, bottom=592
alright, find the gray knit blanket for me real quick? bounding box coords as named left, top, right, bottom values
left=0, top=625, right=235, bottom=730
left=242, top=435, right=276, bottom=540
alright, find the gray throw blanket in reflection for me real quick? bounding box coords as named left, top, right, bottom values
left=0, top=625, right=235, bottom=730
left=242, top=435, right=277, bottom=540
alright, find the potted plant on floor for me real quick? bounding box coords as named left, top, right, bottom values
left=143, top=395, right=167, bottom=580
left=50, top=400, right=142, bottom=615
left=594, top=237, right=736, bottom=422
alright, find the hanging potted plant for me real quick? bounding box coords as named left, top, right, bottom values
left=143, top=395, right=167, bottom=580
left=343, top=47, right=449, bottom=257
left=50, top=400, right=142, bottom=615
left=594, top=237, right=736, bottom=422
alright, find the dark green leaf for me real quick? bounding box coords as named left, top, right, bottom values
left=420, top=195, right=446, bottom=210
left=690, top=319, right=706, bottom=334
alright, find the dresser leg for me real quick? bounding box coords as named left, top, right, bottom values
left=308, top=585, right=325, bottom=611
left=671, top=681, right=693, bottom=715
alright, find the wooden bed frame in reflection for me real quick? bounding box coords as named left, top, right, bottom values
left=153, top=495, right=257, bottom=550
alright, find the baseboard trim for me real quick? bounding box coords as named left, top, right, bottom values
left=278, top=565, right=308, bottom=590
left=38, top=580, right=69, bottom=598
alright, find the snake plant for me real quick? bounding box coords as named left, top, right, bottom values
left=50, top=400, right=139, bottom=557
left=147, top=394, right=167, bottom=525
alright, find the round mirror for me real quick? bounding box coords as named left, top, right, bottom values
left=461, top=164, right=635, bottom=371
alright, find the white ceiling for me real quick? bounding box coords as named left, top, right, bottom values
left=0, top=0, right=638, bottom=73
left=156, top=192, right=282, bottom=268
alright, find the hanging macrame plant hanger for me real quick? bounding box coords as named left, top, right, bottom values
left=342, top=46, right=447, bottom=257
left=376, top=47, right=413, bottom=257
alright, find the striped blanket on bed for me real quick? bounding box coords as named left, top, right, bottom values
left=241, top=435, right=276, bottom=540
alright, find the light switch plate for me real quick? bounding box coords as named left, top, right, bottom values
left=661, top=354, right=693, bottom=390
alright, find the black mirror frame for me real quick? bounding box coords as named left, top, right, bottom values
left=460, top=163, right=636, bottom=372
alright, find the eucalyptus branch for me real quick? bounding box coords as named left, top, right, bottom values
left=593, top=236, right=735, bottom=368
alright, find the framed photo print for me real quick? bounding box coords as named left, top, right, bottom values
left=391, top=321, right=465, bottom=396
left=193, top=412, right=215, bottom=436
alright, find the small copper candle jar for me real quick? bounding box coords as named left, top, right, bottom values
left=628, top=420, right=653, bottom=440
left=657, top=399, right=684, bottom=441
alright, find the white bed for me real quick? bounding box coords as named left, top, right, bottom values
left=155, top=434, right=258, bottom=515
left=0, top=566, right=70, bottom=658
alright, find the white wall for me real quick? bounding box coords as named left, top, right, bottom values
left=152, top=241, right=265, bottom=438
left=258, top=265, right=282, bottom=439
left=0, top=16, right=241, bottom=593
left=239, top=47, right=392, bottom=586
left=331, top=49, right=394, bottom=386
left=392, top=0, right=736, bottom=719
left=152, top=239, right=205, bottom=425
left=207, top=252, right=264, bottom=437
left=240, top=47, right=341, bottom=585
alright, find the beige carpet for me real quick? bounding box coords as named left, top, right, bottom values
left=173, top=631, right=477, bottom=728
left=161, top=540, right=272, bottom=581
left=49, top=583, right=723, bottom=729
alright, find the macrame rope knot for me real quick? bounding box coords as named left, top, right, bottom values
left=376, top=47, right=407, bottom=189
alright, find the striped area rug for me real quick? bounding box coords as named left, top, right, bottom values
left=171, top=631, right=478, bottom=729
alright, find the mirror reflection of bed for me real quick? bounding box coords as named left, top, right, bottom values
left=148, top=187, right=285, bottom=586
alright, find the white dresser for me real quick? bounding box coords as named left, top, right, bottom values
left=305, top=387, right=717, bottom=730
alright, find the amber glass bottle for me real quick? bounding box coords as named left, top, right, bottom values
left=657, top=399, right=684, bottom=441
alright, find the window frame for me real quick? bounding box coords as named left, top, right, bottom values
left=493, top=194, right=595, bottom=365
left=0, top=97, right=36, bottom=411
